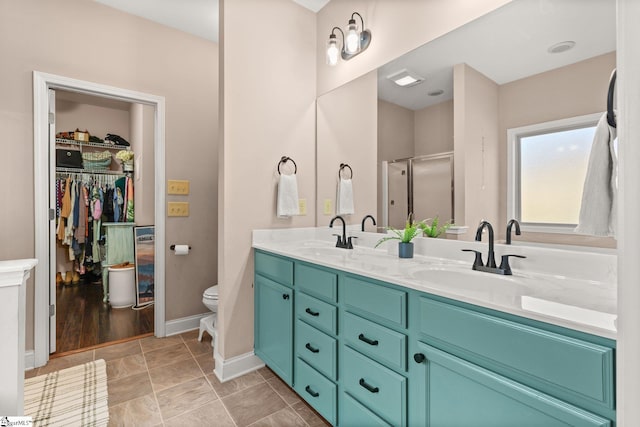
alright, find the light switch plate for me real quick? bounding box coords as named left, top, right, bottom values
left=168, top=180, right=190, bottom=195
left=168, top=202, right=189, bottom=217
left=323, top=199, right=333, bottom=215
left=299, top=199, right=307, bottom=215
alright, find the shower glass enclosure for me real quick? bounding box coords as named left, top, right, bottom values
left=381, top=152, right=454, bottom=230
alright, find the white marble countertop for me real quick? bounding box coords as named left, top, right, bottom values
left=253, top=227, right=617, bottom=340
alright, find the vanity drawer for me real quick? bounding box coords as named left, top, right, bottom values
left=340, top=392, right=392, bottom=427
left=343, top=311, right=407, bottom=372
left=296, top=319, right=337, bottom=380
left=295, top=358, right=336, bottom=426
left=295, top=263, right=338, bottom=303
left=418, top=297, right=615, bottom=409
left=343, top=276, right=407, bottom=328
left=296, top=292, right=337, bottom=335
left=255, top=251, right=293, bottom=287
left=341, top=346, right=406, bottom=426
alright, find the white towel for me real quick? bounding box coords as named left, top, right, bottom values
left=277, top=174, right=300, bottom=217
left=336, top=178, right=355, bottom=215
left=575, top=112, right=617, bottom=237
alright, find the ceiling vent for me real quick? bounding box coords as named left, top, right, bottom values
left=387, top=69, right=425, bottom=87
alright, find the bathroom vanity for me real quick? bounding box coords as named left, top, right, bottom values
left=253, top=228, right=616, bottom=426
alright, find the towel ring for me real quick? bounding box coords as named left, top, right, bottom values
left=607, top=69, right=617, bottom=128
left=339, top=163, right=353, bottom=179
left=278, top=156, right=297, bottom=175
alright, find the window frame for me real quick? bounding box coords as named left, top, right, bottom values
left=506, top=112, right=603, bottom=234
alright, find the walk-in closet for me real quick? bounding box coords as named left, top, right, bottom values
left=52, top=90, right=155, bottom=355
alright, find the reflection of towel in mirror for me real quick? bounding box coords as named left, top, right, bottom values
left=337, top=178, right=354, bottom=215
left=575, top=113, right=617, bottom=237
left=277, top=174, right=300, bottom=217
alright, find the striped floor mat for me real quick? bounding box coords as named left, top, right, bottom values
left=24, top=359, right=109, bottom=426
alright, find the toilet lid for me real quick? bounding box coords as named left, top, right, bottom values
left=204, top=285, right=219, bottom=299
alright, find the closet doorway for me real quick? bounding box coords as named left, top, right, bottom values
left=54, top=91, right=154, bottom=354
left=34, top=72, right=166, bottom=367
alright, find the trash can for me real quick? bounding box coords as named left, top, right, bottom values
left=108, top=264, right=136, bottom=308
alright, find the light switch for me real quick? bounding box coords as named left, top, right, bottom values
left=299, top=199, right=307, bottom=215
left=323, top=199, right=333, bottom=215
left=168, top=202, right=189, bottom=217
left=168, top=180, right=190, bottom=195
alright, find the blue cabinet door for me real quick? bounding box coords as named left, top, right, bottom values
left=255, top=274, right=293, bottom=385
left=410, top=341, right=610, bottom=427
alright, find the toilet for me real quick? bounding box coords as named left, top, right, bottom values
left=198, top=285, right=218, bottom=348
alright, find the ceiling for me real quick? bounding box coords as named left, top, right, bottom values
left=378, top=0, right=616, bottom=111
left=93, top=0, right=330, bottom=43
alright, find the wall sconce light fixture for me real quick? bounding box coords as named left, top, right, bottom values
left=326, top=12, right=372, bottom=66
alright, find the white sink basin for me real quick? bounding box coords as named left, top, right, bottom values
left=410, top=266, right=526, bottom=304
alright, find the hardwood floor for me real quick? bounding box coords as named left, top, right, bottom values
left=55, top=280, right=154, bottom=355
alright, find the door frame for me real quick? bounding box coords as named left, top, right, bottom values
left=33, top=71, right=166, bottom=367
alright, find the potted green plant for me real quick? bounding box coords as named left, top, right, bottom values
left=375, top=214, right=426, bottom=258
left=421, top=216, right=453, bottom=238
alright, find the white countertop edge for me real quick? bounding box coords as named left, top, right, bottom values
left=252, top=242, right=616, bottom=340
left=0, top=259, right=38, bottom=288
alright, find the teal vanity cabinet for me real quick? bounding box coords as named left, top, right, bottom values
left=339, top=275, right=409, bottom=426
left=409, top=296, right=615, bottom=427
left=253, top=249, right=616, bottom=426
left=254, top=251, right=294, bottom=385
left=294, top=262, right=339, bottom=425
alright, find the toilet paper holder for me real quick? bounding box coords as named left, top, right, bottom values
left=170, top=245, right=192, bottom=251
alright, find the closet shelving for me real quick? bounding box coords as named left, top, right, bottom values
left=55, top=138, right=131, bottom=175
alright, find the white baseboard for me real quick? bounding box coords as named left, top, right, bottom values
left=165, top=312, right=211, bottom=336
left=25, top=350, right=35, bottom=371
left=214, top=349, right=265, bottom=383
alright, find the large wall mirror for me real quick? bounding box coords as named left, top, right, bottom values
left=316, top=0, right=616, bottom=246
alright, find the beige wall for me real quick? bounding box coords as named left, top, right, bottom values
left=316, top=0, right=512, bottom=96
left=377, top=99, right=414, bottom=226
left=454, top=64, right=500, bottom=236
left=498, top=52, right=616, bottom=246
left=219, top=0, right=316, bottom=359
left=130, top=103, right=156, bottom=227
left=56, top=97, right=131, bottom=144
left=414, top=100, right=454, bottom=156
left=316, top=71, right=378, bottom=227
left=0, top=0, right=218, bottom=350
left=378, top=99, right=414, bottom=162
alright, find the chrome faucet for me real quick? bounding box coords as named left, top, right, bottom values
left=462, top=220, right=526, bottom=275
left=506, top=219, right=521, bottom=244
left=330, top=215, right=354, bottom=249
left=361, top=215, right=376, bottom=232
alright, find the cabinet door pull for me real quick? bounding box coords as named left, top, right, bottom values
left=305, top=307, right=320, bottom=317
left=282, top=293, right=290, bottom=300
left=358, top=333, right=379, bottom=346
left=305, top=343, right=320, bottom=353
left=413, top=353, right=426, bottom=364
left=359, top=378, right=379, bottom=393
left=305, top=385, right=319, bottom=398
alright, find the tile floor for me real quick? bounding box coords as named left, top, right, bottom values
left=25, top=330, right=330, bottom=427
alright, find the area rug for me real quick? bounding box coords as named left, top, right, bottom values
left=24, top=359, right=109, bottom=426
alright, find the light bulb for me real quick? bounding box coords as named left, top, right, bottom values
left=326, top=37, right=339, bottom=66
left=345, top=19, right=359, bottom=54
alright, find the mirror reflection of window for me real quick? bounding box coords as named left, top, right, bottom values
left=508, top=113, right=602, bottom=232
